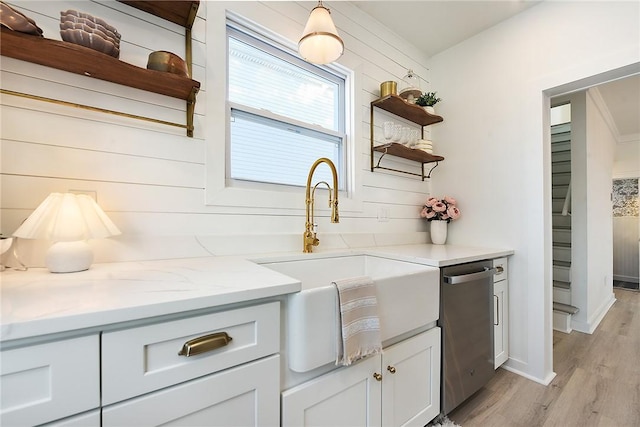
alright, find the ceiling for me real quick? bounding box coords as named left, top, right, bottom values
left=353, top=1, right=541, bottom=58
left=353, top=1, right=640, bottom=141
left=596, top=75, right=640, bottom=141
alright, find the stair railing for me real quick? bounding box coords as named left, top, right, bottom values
left=562, top=178, right=571, bottom=216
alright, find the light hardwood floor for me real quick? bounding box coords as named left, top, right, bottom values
left=448, top=288, right=640, bottom=427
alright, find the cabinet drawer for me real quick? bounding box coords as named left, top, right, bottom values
left=102, top=301, right=280, bottom=405
left=0, top=335, right=100, bottom=426
left=103, top=355, right=280, bottom=427
left=493, top=257, right=508, bottom=282
left=42, top=409, right=101, bottom=427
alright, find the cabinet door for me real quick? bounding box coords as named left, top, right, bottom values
left=281, top=355, right=382, bottom=427
left=381, top=328, right=441, bottom=427
left=0, top=335, right=100, bottom=427
left=102, top=355, right=280, bottom=427
left=493, top=280, right=509, bottom=368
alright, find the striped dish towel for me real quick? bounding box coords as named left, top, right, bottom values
left=333, top=276, right=382, bottom=366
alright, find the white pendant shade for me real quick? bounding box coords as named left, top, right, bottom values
left=298, top=2, right=344, bottom=64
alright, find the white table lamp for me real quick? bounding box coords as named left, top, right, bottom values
left=13, top=193, right=121, bottom=273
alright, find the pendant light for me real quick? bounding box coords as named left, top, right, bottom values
left=298, top=1, right=344, bottom=64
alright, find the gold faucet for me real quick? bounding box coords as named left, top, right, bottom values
left=304, top=158, right=339, bottom=253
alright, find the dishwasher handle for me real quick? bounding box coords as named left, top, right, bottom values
left=444, top=267, right=496, bottom=284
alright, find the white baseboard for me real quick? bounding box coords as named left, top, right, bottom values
left=613, top=274, right=639, bottom=283
left=500, top=362, right=556, bottom=386
left=571, top=293, right=616, bottom=334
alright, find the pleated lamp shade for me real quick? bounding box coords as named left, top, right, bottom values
left=298, top=1, right=344, bottom=64
left=13, top=193, right=121, bottom=273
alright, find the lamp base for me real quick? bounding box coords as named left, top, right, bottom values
left=46, top=241, right=94, bottom=273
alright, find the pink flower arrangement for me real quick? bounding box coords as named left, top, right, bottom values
left=421, top=196, right=461, bottom=222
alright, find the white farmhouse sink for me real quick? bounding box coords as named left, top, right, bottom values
left=259, top=254, right=440, bottom=372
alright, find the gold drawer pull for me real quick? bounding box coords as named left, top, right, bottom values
left=373, top=372, right=382, bottom=381
left=387, top=365, right=396, bottom=374
left=178, top=332, right=232, bottom=357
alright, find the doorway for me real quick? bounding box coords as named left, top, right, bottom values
left=548, top=71, right=640, bottom=334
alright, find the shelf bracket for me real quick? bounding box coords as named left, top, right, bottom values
left=187, top=87, right=198, bottom=137
left=426, top=161, right=439, bottom=179
left=375, top=147, right=389, bottom=169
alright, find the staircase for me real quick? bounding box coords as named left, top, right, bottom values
left=551, top=123, right=579, bottom=332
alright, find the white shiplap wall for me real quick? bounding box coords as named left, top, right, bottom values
left=1, top=1, right=436, bottom=266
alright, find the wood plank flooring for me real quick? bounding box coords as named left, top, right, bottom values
left=448, top=288, right=640, bottom=427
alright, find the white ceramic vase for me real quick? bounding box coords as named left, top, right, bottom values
left=430, top=220, right=448, bottom=245
left=424, top=106, right=435, bottom=115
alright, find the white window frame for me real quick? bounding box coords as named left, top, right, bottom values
left=205, top=6, right=362, bottom=214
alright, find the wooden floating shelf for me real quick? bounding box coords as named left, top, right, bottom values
left=0, top=29, right=200, bottom=101
left=117, top=1, right=199, bottom=29
left=371, top=94, right=443, bottom=127
left=373, top=143, right=444, bottom=163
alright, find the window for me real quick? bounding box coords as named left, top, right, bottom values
left=227, top=23, right=346, bottom=189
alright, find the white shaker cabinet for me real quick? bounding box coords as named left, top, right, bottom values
left=493, top=257, right=509, bottom=368
left=101, top=301, right=281, bottom=426
left=102, top=355, right=279, bottom=426
left=381, top=328, right=441, bottom=426
left=1, top=301, right=281, bottom=427
left=282, top=327, right=441, bottom=427
left=282, top=352, right=382, bottom=427
left=0, top=335, right=100, bottom=426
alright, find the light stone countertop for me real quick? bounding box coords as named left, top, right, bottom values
left=0, top=244, right=513, bottom=344
left=0, top=256, right=300, bottom=343
left=365, top=244, right=513, bottom=267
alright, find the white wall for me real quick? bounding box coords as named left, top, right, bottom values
left=430, top=1, right=640, bottom=383
left=572, top=89, right=617, bottom=333
left=614, top=140, right=640, bottom=179
left=1, top=1, right=437, bottom=266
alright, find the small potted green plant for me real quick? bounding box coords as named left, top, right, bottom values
left=415, top=91, right=441, bottom=114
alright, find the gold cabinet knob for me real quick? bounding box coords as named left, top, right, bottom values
left=387, top=365, right=396, bottom=374
left=373, top=372, right=382, bottom=381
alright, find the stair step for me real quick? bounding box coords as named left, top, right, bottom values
left=553, top=310, right=573, bottom=333
left=552, top=161, right=571, bottom=173
left=552, top=173, right=571, bottom=186
left=552, top=214, right=571, bottom=227
left=553, top=302, right=579, bottom=314
left=551, top=141, right=571, bottom=152
left=553, top=228, right=571, bottom=244
left=554, top=288, right=572, bottom=305
left=553, top=225, right=571, bottom=230
left=553, top=246, right=571, bottom=263
left=552, top=199, right=570, bottom=213
left=551, top=123, right=571, bottom=134
left=553, top=264, right=571, bottom=282
left=553, top=281, right=571, bottom=290
left=552, top=151, right=571, bottom=162
left=553, top=186, right=570, bottom=198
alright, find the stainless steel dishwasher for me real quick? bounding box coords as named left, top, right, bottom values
left=440, top=260, right=496, bottom=414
